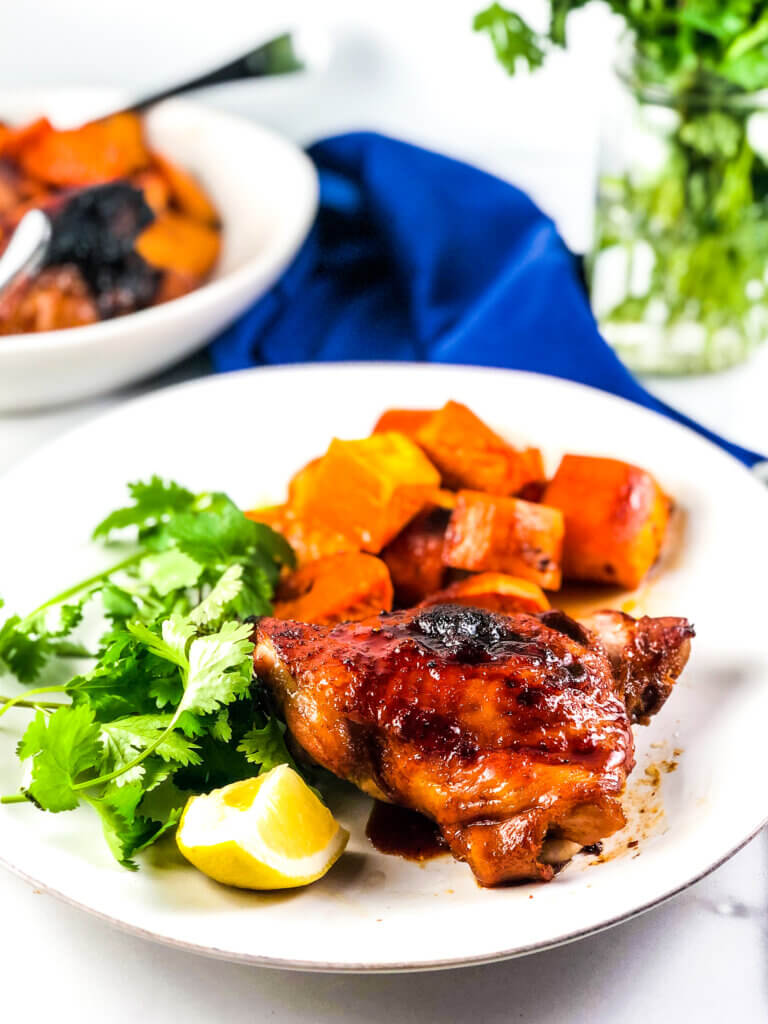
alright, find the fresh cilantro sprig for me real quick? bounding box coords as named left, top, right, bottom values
left=0, top=476, right=293, bottom=686
left=473, top=2, right=768, bottom=90
left=0, top=477, right=301, bottom=869
left=473, top=4, right=546, bottom=73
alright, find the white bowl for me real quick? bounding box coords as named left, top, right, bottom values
left=0, top=87, right=318, bottom=411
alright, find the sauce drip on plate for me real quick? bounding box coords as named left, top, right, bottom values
left=366, top=801, right=448, bottom=861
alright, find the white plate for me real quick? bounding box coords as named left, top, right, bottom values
left=1, top=363, right=767, bottom=972
left=0, top=88, right=317, bottom=411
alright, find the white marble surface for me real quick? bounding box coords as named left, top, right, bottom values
left=1, top=2, right=768, bottom=1020
left=0, top=843, right=766, bottom=1024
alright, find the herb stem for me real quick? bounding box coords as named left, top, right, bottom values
left=72, top=716, right=180, bottom=791
left=20, top=551, right=143, bottom=628
left=0, top=684, right=70, bottom=721
left=0, top=696, right=66, bottom=711
left=1, top=794, right=29, bottom=804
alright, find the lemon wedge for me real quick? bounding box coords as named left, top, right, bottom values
left=176, top=765, right=349, bottom=890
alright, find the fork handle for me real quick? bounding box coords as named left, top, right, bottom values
left=126, top=33, right=303, bottom=114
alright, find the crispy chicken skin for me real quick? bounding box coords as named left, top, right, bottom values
left=581, top=610, right=694, bottom=724
left=253, top=604, right=693, bottom=885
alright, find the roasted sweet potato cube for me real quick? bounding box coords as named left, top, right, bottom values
left=18, top=113, right=148, bottom=186
left=516, top=479, right=547, bottom=504
left=244, top=504, right=284, bottom=528
left=153, top=269, right=204, bottom=304
left=274, top=552, right=393, bottom=625
left=245, top=503, right=359, bottom=567
left=373, top=408, right=435, bottom=441
left=542, top=455, right=671, bottom=589
left=415, top=401, right=544, bottom=495
left=431, top=488, right=457, bottom=510
left=0, top=117, right=52, bottom=160
left=131, top=169, right=170, bottom=214
left=420, top=572, right=550, bottom=614
left=0, top=161, right=51, bottom=220
left=135, top=211, right=220, bottom=276
left=381, top=504, right=452, bottom=606
left=290, top=432, right=440, bottom=553
left=443, top=490, right=564, bottom=589
left=287, top=457, right=322, bottom=506
left=151, top=151, right=219, bottom=225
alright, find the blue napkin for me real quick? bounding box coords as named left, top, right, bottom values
left=210, top=131, right=762, bottom=468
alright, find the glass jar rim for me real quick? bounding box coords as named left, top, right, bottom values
left=614, top=36, right=768, bottom=112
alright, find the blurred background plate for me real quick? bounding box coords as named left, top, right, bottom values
left=1, top=363, right=767, bottom=971
left=0, top=88, right=318, bottom=411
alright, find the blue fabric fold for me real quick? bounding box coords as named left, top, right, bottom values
left=210, top=131, right=762, bottom=468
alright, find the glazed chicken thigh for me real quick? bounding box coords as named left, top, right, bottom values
left=253, top=604, right=693, bottom=884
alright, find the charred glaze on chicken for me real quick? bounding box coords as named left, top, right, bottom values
left=254, top=603, right=693, bottom=885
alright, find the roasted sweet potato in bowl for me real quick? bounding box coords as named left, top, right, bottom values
left=1, top=112, right=221, bottom=333
left=0, top=87, right=318, bottom=410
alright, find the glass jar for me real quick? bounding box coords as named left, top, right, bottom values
left=589, top=49, right=768, bottom=374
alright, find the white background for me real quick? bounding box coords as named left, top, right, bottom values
left=1, top=2, right=767, bottom=1021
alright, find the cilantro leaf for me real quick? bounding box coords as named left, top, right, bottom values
left=148, top=670, right=183, bottom=711
left=168, top=495, right=294, bottom=573
left=101, top=779, right=145, bottom=821
left=50, top=640, right=93, bottom=658
left=92, top=477, right=195, bottom=540
left=0, top=593, right=90, bottom=682
left=174, top=711, right=207, bottom=738
left=189, top=564, right=244, bottom=626
left=473, top=4, right=546, bottom=75
left=179, top=622, right=254, bottom=717
left=19, top=706, right=103, bottom=812
left=92, top=785, right=147, bottom=869
left=92, top=780, right=182, bottom=869
left=139, top=551, right=202, bottom=597
left=16, top=710, right=48, bottom=760
left=44, top=599, right=87, bottom=638
left=127, top=618, right=192, bottom=670
left=248, top=519, right=295, bottom=572
left=166, top=500, right=251, bottom=564
left=237, top=718, right=298, bottom=774
left=101, top=715, right=201, bottom=777
left=70, top=628, right=175, bottom=720
left=210, top=710, right=232, bottom=743
left=0, top=614, right=49, bottom=682
left=235, top=564, right=276, bottom=619
left=131, top=807, right=183, bottom=855
left=173, top=733, right=255, bottom=792
left=101, top=583, right=139, bottom=621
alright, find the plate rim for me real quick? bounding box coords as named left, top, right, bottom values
left=0, top=815, right=765, bottom=974
left=1, top=361, right=766, bottom=973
